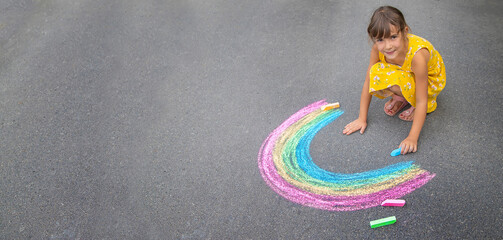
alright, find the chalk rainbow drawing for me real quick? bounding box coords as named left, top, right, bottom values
left=258, top=100, right=435, bottom=211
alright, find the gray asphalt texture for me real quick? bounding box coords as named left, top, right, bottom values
left=1, top=0, right=502, bottom=239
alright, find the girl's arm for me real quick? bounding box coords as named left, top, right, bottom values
left=343, top=44, right=380, bottom=135
left=401, top=48, right=430, bottom=153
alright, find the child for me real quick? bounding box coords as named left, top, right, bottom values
left=342, top=6, right=445, bottom=155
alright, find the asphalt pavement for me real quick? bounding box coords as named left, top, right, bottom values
left=0, top=0, right=501, bottom=239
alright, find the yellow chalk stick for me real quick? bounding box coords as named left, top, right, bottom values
left=321, top=102, right=340, bottom=111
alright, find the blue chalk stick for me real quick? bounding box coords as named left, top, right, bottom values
left=390, top=147, right=401, bottom=156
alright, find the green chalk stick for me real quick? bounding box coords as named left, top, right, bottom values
left=370, top=216, right=396, bottom=228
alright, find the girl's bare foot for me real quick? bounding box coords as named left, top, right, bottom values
left=399, top=106, right=415, bottom=121
left=384, top=95, right=408, bottom=116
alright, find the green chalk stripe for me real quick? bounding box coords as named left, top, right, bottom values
left=370, top=216, right=396, bottom=228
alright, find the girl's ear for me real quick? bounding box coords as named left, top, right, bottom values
left=404, top=26, right=409, bottom=35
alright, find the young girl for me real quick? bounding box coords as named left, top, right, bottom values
left=342, top=6, right=445, bottom=155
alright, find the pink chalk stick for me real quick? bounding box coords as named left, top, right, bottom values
left=381, top=199, right=406, bottom=207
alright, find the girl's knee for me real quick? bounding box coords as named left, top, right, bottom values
left=370, top=63, right=383, bottom=73
left=369, top=63, right=385, bottom=81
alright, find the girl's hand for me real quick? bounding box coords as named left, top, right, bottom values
left=399, top=137, right=418, bottom=154
left=343, top=119, right=367, bottom=135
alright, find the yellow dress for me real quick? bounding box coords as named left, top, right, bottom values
left=369, top=34, right=446, bottom=113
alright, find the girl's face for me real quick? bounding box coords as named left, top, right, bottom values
left=374, top=25, right=408, bottom=62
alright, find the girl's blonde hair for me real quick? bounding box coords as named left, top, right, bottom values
left=367, top=6, right=409, bottom=41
